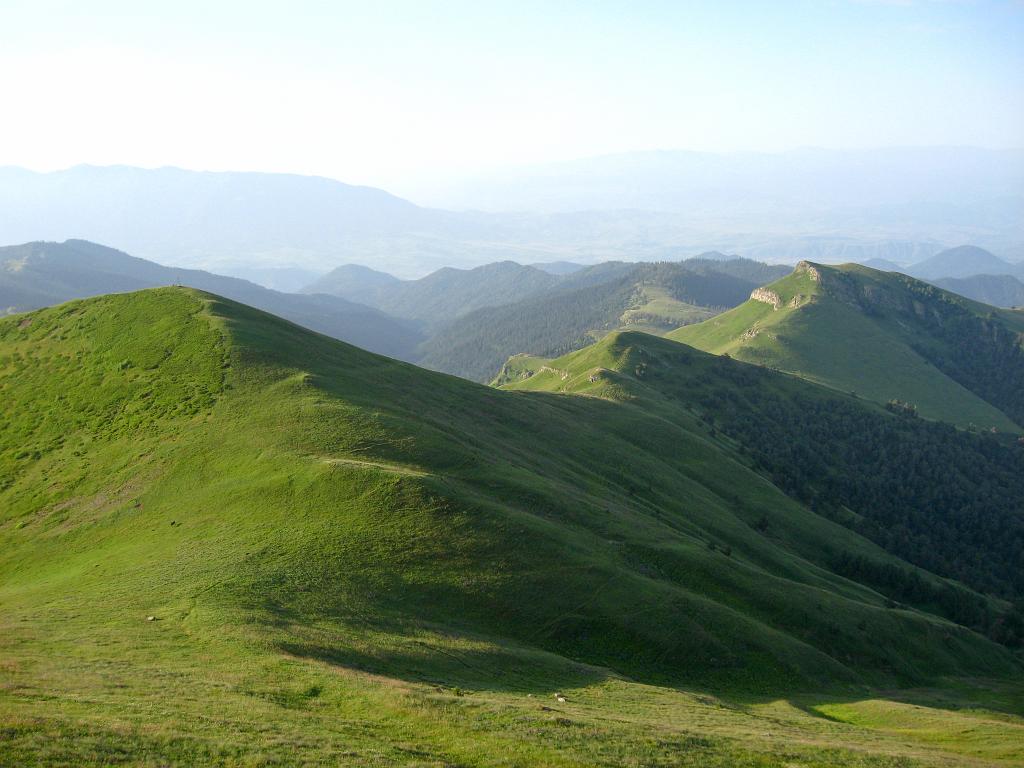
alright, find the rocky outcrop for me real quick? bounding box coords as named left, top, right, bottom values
left=750, top=288, right=782, bottom=310
left=795, top=261, right=822, bottom=282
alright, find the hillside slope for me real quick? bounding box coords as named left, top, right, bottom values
left=2, top=288, right=1021, bottom=765
left=503, top=332, right=1024, bottom=604
left=669, top=262, right=1024, bottom=430
left=0, top=239, right=423, bottom=360
left=306, top=260, right=561, bottom=326
left=421, top=260, right=787, bottom=381
left=932, top=274, right=1024, bottom=308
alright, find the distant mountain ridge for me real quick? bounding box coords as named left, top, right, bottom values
left=304, top=263, right=402, bottom=297
left=0, top=240, right=423, bottom=359
left=738, top=238, right=948, bottom=267
left=3, top=160, right=1019, bottom=280
left=849, top=245, right=1024, bottom=307
left=10, top=238, right=1023, bottom=402
left=908, top=245, right=1023, bottom=281
left=422, top=258, right=791, bottom=381
left=0, top=165, right=432, bottom=271
left=0, top=239, right=799, bottom=380
left=408, top=148, right=1023, bottom=258
left=305, top=260, right=561, bottom=326
left=932, top=274, right=1024, bottom=308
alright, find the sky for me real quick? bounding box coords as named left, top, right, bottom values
left=0, top=0, right=1021, bottom=191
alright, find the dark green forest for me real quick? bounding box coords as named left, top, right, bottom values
left=641, top=352, right=1024, bottom=641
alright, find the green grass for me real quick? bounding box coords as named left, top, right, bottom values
left=1, top=288, right=1022, bottom=766
left=668, top=262, right=1022, bottom=431
left=490, top=286, right=714, bottom=385
left=502, top=327, right=1024, bottom=601
left=417, top=260, right=761, bottom=382
left=618, top=283, right=717, bottom=333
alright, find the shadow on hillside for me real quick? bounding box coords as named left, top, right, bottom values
left=276, top=604, right=1024, bottom=719
left=279, top=638, right=612, bottom=694
left=724, top=677, right=1024, bottom=722
left=281, top=638, right=1024, bottom=733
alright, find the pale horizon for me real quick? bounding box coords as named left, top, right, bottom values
left=2, top=0, right=1021, bottom=191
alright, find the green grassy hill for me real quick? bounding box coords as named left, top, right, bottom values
left=0, top=239, right=425, bottom=360
left=2, top=288, right=1022, bottom=766
left=668, top=262, right=1024, bottom=431
left=420, top=260, right=783, bottom=381
left=502, top=331, right=1024, bottom=604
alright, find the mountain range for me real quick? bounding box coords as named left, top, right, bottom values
left=6, top=238, right=1024, bottom=391
left=409, top=147, right=1024, bottom=259
left=2, top=240, right=793, bottom=382
left=420, top=258, right=790, bottom=381
left=4, top=153, right=1021, bottom=280
left=294, top=252, right=800, bottom=381
left=668, top=261, right=1024, bottom=430
left=931, top=274, right=1024, bottom=308
left=2, top=285, right=1022, bottom=765
left=852, top=245, right=1024, bottom=308
left=305, top=260, right=563, bottom=327
left=908, top=245, right=1024, bottom=281
left=0, top=239, right=424, bottom=359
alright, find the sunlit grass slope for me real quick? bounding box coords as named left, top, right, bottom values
left=668, top=262, right=1024, bottom=431
left=1, top=288, right=1021, bottom=766
left=503, top=328, right=1024, bottom=603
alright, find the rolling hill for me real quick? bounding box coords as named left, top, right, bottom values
left=0, top=239, right=789, bottom=382
left=669, top=262, right=1024, bottom=431
left=908, top=245, right=1023, bottom=281
left=305, top=260, right=561, bottom=326
left=0, top=239, right=424, bottom=360
left=299, top=263, right=401, bottom=296
left=2, top=288, right=1022, bottom=765
left=501, top=331, right=1024, bottom=604
left=420, top=260, right=788, bottom=381
left=932, top=274, right=1024, bottom=308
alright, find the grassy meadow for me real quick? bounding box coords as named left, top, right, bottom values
left=669, top=263, right=1024, bottom=431
left=1, top=288, right=1021, bottom=766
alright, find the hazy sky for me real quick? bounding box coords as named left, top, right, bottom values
left=1, top=0, right=1021, bottom=190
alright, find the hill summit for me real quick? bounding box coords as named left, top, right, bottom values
left=669, top=261, right=1024, bottom=430
left=910, top=245, right=1020, bottom=281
